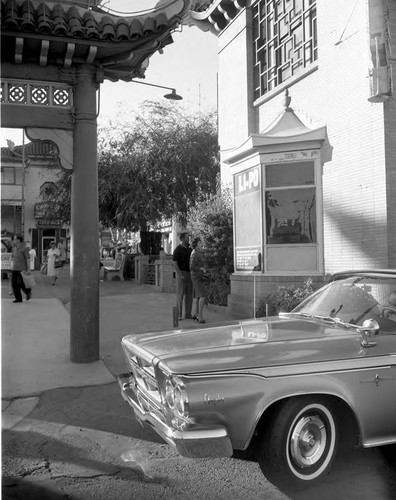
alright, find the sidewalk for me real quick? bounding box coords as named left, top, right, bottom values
left=1, top=268, right=231, bottom=418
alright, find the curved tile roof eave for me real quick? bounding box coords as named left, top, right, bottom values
left=1, top=0, right=191, bottom=45
left=1, top=0, right=193, bottom=81
left=188, top=0, right=247, bottom=32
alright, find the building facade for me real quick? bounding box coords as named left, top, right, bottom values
left=1, top=141, right=68, bottom=265
left=190, top=0, right=396, bottom=316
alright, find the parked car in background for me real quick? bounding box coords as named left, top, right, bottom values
left=118, top=270, right=396, bottom=491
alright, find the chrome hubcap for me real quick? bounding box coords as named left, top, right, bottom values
left=290, top=415, right=327, bottom=468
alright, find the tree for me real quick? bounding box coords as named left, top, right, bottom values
left=48, top=101, right=219, bottom=231
left=187, top=187, right=234, bottom=306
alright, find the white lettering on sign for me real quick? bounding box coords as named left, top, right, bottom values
left=1, top=253, right=13, bottom=270
left=238, top=168, right=259, bottom=193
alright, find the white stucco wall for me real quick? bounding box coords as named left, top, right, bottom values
left=218, top=0, right=391, bottom=276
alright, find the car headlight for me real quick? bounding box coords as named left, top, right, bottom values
left=163, top=377, right=189, bottom=418
left=174, top=386, right=185, bottom=415
left=165, top=379, right=175, bottom=409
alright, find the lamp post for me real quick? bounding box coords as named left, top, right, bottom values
left=131, top=80, right=183, bottom=100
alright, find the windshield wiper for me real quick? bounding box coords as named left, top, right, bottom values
left=280, top=312, right=351, bottom=328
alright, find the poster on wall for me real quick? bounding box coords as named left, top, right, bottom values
left=236, top=246, right=262, bottom=271
left=234, top=165, right=262, bottom=258
left=1, top=253, right=13, bottom=271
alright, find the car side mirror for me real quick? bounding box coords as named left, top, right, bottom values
left=357, top=319, right=379, bottom=347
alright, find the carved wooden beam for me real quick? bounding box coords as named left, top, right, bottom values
left=39, top=40, right=50, bottom=67
left=86, top=45, right=98, bottom=64
left=15, top=38, right=24, bottom=64
left=64, top=43, right=76, bottom=68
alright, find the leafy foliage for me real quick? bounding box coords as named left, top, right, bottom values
left=46, top=101, right=219, bottom=231
left=187, top=188, right=234, bottom=305
left=187, top=186, right=233, bottom=272
left=206, top=267, right=232, bottom=307
left=256, top=278, right=314, bottom=317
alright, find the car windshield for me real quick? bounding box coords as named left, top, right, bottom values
left=291, top=275, right=396, bottom=329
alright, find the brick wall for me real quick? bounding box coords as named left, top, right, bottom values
left=217, top=0, right=395, bottom=316
left=219, top=0, right=393, bottom=274
left=384, top=0, right=396, bottom=267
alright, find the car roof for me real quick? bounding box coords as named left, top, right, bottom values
left=332, top=269, right=396, bottom=280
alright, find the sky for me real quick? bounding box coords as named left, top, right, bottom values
left=1, top=11, right=219, bottom=147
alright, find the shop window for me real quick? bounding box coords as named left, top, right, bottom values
left=1, top=204, right=22, bottom=234
left=265, top=161, right=316, bottom=244
left=262, top=158, right=321, bottom=273
left=1, top=167, right=23, bottom=184
left=253, top=0, right=318, bottom=100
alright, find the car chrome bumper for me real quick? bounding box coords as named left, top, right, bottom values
left=118, top=372, right=233, bottom=459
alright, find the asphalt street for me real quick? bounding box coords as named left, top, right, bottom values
left=2, top=268, right=396, bottom=500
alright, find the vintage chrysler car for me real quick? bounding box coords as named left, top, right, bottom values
left=118, top=270, right=396, bottom=490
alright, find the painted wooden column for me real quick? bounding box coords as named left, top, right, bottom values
left=70, top=64, right=100, bottom=362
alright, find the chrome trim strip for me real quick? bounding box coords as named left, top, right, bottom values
left=363, top=436, right=396, bottom=448
left=175, top=354, right=396, bottom=380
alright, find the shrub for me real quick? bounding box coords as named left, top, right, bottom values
left=206, top=268, right=231, bottom=307
left=187, top=187, right=233, bottom=306
left=256, top=278, right=314, bottom=317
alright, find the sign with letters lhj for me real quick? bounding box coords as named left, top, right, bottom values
left=234, top=166, right=260, bottom=197
left=1, top=253, right=13, bottom=270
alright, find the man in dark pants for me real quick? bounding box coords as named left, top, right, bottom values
left=11, top=234, right=32, bottom=303
left=172, top=232, right=193, bottom=320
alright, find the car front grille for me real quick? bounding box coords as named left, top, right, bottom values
left=123, top=348, right=162, bottom=406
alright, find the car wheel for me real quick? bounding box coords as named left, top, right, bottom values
left=258, top=397, right=338, bottom=490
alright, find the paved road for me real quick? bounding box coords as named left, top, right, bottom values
left=2, top=271, right=396, bottom=499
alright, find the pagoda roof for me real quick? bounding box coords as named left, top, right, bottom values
left=186, top=0, right=247, bottom=34
left=1, top=0, right=194, bottom=81
left=1, top=141, right=56, bottom=162
left=224, top=91, right=326, bottom=165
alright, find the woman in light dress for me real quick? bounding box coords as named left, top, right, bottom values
left=28, top=246, right=36, bottom=271
left=47, top=241, right=61, bottom=285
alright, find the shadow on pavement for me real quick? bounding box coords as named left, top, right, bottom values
left=3, top=477, right=69, bottom=500
left=283, top=445, right=396, bottom=500
left=25, top=383, right=164, bottom=444
left=2, top=426, right=170, bottom=500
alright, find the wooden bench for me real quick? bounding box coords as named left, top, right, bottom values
left=103, top=253, right=126, bottom=281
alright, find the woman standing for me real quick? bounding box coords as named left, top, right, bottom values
left=47, top=241, right=61, bottom=285
left=189, top=237, right=208, bottom=324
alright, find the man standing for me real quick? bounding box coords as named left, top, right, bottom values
left=172, top=232, right=193, bottom=320
left=11, top=234, right=31, bottom=303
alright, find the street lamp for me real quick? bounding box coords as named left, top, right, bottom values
left=131, top=79, right=183, bottom=100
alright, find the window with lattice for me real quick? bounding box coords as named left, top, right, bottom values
left=253, top=0, right=317, bottom=100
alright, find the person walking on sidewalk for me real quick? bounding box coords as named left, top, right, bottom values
left=11, top=234, right=32, bottom=303
left=172, top=232, right=193, bottom=320
left=190, top=237, right=208, bottom=324
left=47, top=241, right=61, bottom=285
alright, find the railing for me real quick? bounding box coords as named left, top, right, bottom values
left=1, top=79, right=73, bottom=108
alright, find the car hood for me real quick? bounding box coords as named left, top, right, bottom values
left=121, top=316, right=363, bottom=375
